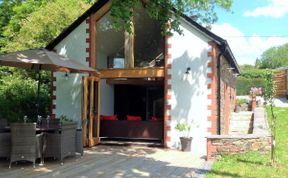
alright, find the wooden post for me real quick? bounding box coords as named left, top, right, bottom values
left=89, top=17, right=96, bottom=69
left=130, top=16, right=135, bottom=68
left=82, top=76, right=88, bottom=146
left=96, top=78, right=101, bottom=143
left=124, top=15, right=135, bottom=68
left=88, top=78, right=95, bottom=147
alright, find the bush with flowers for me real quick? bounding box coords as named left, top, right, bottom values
left=250, top=87, right=262, bottom=97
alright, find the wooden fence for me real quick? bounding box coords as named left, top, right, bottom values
left=273, top=69, right=288, bottom=97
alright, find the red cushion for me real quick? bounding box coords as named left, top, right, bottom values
left=150, top=116, right=161, bottom=122
left=127, top=115, right=142, bottom=121
left=101, top=115, right=117, bottom=120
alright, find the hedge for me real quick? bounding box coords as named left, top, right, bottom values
left=236, top=76, right=266, bottom=95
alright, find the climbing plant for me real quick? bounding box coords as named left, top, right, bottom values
left=263, top=70, right=276, bottom=165
left=110, top=0, right=233, bottom=35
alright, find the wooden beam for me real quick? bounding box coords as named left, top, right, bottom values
left=90, top=1, right=111, bottom=69
left=106, top=79, right=163, bottom=86
left=99, top=67, right=165, bottom=78
left=93, top=0, right=112, bottom=22
left=89, top=17, right=96, bottom=69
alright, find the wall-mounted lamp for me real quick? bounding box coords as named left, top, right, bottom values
left=63, top=72, right=69, bottom=80
left=185, top=67, right=191, bottom=74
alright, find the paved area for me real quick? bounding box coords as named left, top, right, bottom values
left=0, top=145, right=206, bottom=178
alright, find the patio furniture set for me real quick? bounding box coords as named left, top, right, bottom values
left=0, top=118, right=84, bottom=168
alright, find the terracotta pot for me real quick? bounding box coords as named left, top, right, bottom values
left=180, top=137, right=192, bottom=152
left=251, top=97, right=256, bottom=111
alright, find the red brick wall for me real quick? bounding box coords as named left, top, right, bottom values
left=207, top=41, right=218, bottom=135
left=51, top=74, right=57, bottom=119
left=206, top=41, right=237, bottom=159
left=164, top=35, right=172, bottom=148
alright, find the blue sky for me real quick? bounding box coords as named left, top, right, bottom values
left=211, top=0, right=288, bottom=65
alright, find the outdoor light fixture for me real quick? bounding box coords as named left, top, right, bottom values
left=64, top=72, right=69, bottom=80
left=185, top=67, right=191, bottom=74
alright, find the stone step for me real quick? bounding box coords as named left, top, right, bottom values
left=230, top=116, right=252, bottom=121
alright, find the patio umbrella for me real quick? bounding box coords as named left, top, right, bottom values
left=0, top=48, right=97, bottom=118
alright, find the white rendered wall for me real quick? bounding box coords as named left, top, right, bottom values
left=169, top=20, right=212, bottom=156
left=100, top=80, right=114, bottom=115
left=54, top=21, right=89, bottom=126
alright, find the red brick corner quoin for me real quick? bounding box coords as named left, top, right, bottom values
left=207, top=41, right=218, bottom=159
left=51, top=74, right=57, bottom=119
left=164, top=35, right=172, bottom=148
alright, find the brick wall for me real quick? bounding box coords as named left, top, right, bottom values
left=220, top=55, right=236, bottom=134
left=164, top=35, right=172, bottom=148
left=207, top=41, right=218, bottom=135
left=207, top=42, right=236, bottom=135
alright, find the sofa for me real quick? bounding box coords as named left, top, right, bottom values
left=100, top=120, right=163, bottom=141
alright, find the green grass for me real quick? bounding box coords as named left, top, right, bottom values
left=206, top=107, right=288, bottom=178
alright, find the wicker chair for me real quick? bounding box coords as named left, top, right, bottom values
left=40, top=118, right=61, bottom=129
left=9, top=123, right=42, bottom=168
left=44, top=122, right=77, bottom=165
left=0, top=132, right=11, bottom=158
left=75, top=120, right=87, bottom=157
left=75, top=129, right=83, bottom=157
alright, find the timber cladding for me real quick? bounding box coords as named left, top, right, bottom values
left=273, top=69, right=288, bottom=97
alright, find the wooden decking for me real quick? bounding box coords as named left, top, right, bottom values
left=0, top=145, right=205, bottom=178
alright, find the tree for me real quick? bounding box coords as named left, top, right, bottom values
left=0, top=0, right=23, bottom=49
left=1, top=0, right=48, bottom=49
left=0, top=0, right=92, bottom=121
left=110, top=0, right=232, bottom=35
left=263, top=70, right=276, bottom=165
left=2, top=0, right=90, bottom=52
left=257, top=43, right=288, bottom=69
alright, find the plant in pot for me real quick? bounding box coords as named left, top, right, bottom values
left=235, top=98, right=248, bottom=112
left=175, top=122, right=192, bottom=152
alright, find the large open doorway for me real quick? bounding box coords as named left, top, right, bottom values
left=99, top=78, right=164, bottom=145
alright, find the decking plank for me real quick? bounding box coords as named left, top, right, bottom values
left=0, top=145, right=205, bottom=178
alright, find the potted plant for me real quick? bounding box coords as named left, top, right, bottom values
left=235, top=98, right=248, bottom=112
left=175, top=122, right=192, bottom=152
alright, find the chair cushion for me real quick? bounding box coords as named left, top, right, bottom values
left=127, top=115, right=141, bottom=121
left=100, top=115, right=118, bottom=121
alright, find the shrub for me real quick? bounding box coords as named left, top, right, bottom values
left=236, top=67, right=273, bottom=96
left=0, top=76, right=50, bottom=122
left=236, top=77, right=266, bottom=95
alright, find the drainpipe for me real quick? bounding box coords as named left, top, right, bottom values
left=217, top=42, right=227, bottom=135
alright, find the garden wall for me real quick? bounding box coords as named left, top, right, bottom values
left=207, top=108, right=271, bottom=160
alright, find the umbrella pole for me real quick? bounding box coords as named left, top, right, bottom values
left=36, top=70, right=41, bottom=119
